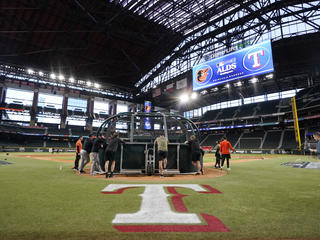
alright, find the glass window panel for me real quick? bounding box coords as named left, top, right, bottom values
left=5, top=112, right=31, bottom=122
left=244, top=97, right=253, bottom=104
left=116, top=122, right=128, bottom=129
left=5, top=88, right=34, bottom=106
left=267, top=92, right=280, bottom=101
left=93, top=119, right=105, bottom=128
left=38, top=93, right=63, bottom=109
left=66, top=117, right=86, bottom=126
left=202, top=107, right=208, bottom=115
left=38, top=115, right=61, bottom=124
left=229, top=99, right=241, bottom=107
left=281, top=90, right=296, bottom=99
left=94, top=100, right=109, bottom=114
left=68, top=97, right=87, bottom=111
left=220, top=101, right=228, bottom=109
left=117, top=103, right=128, bottom=113
left=253, top=95, right=265, bottom=103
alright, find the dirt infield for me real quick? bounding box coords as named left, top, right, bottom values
left=78, top=166, right=228, bottom=180
left=16, top=153, right=272, bottom=181
left=18, top=154, right=74, bottom=163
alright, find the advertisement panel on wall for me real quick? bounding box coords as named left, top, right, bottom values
left=192, top=40, right=274, bottom=91
left=144, top=101, right=152, bottom=130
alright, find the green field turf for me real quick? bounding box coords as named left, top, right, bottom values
left=0, top=152, right=319, bottom=240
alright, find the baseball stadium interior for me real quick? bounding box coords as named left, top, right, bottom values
left=0, top=1, right=319, bottom=157
left=2, top=2, right=320, bottom=240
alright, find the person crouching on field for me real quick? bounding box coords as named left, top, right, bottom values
left=90, top=134, right=106, bottom=175
left=154, top=134, right=169, bottom=178
left=310, top=131, right=320, bottom=159
left=73, top=136, right=83, bottom=171
left=213, top=140, right=221, bottom=168
left=220, top=137, right=235, bottom=170
left=78, top=134, right=95, bottom=174
left=105, top=132, right=125, bottom=178
left=185, top=135, right=202, bottom=175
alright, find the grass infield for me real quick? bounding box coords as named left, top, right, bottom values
left=0, top=152, right=319, bottom=240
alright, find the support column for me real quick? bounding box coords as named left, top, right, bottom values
left=109, top=100, right=117, bottom=116
left=0, top=85, right=6, bottom=121
left=60, top=90, right=68, bottom=129
left=86, top=96, right=94, bottom=131
left=128, top=103, right=136, bottom=113
left=30, top=88, right=39, bottom=127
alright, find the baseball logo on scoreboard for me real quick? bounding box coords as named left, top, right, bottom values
left=196, top=65, right=213, bottom=85
left=243, top=46, right=271, bottom=71
left=192, top=40, right=274, bottom=91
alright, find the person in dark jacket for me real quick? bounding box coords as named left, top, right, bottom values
left=185, top=135, right=201, bottom=175
left=310, top=131, right=320, bottom=159
left=78, top=134, right=95, bottom=174
left=90, top=134, right=106, bottom=175
left=213, top=140, right=221, bottom=168
left=105, top=132, right=125, bottom=178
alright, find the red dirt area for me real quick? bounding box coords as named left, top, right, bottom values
left=18, top=153, right=270, bottom=180
left=76, top=167, right=227, bottom=181
left=17, top=154, right=74, bottom=163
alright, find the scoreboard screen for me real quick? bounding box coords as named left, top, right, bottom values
left=192, top=40, right=274, bottom=91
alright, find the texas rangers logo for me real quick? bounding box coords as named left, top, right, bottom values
left=243, top=46, right=271, bottom=71
left=101, top=184, right=229, bottom=232
left=196, top=65, right=213, bottom=85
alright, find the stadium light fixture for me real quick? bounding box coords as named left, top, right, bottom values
left=94, top=83, right=100, bottom=89
left=191, top=92, right=198, bottom=99
left=235, top=81, right=242, bottom=87
left=38, top=71, right=44, bottom=76
left=180, top=93, right=189, bottom=103
left=250, top=77, right=258, bottom=83
left=58, top=75, right=64, bottom=81
left=69, top=77, right=75, bottom=83
left=87, top=81, right=92, bottom=86
left=200, top=90, right=207, bottom=95
left=266, top=73, right=273, bottom=79
left=225, top=83, right=230, bottom=88
left=27, top=69, right=34, bottom=74
left=50, top=73, right=56, bottom=79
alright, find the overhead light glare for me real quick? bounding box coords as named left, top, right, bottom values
left=50, top=73, right=56, bottom=79
left=27, top=69, right=34, bottom=74
left=180, top=94, right=189, bottom=103
left=191, top=92, right=198, bottom=99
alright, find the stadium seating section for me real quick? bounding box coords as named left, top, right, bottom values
left=0, top=85, right=318, bottom=151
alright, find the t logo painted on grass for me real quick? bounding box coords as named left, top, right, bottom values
left=101, top=184, right=229, bottom=232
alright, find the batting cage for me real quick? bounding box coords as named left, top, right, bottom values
left=97, top=112, right=201, bottom=175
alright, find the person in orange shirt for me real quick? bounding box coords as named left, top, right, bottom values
left=73, top=136, right=83, bottom=170
left=220, top=137, right=235, bottom=171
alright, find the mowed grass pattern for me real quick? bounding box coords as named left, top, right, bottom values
left=0, top=152, right=319, bottom=240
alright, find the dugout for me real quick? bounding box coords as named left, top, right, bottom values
left=97, top=112, right=200, bottom=175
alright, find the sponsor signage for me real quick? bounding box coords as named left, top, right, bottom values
left=144, top=101, right=152, bottom=113
left=144, top=101, right=152, bottom=130
left=152, top=88, right=161, bottom=97
left=176, top=78, right=188, bottom=90
left=193, top=40, right=274, bottom=91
